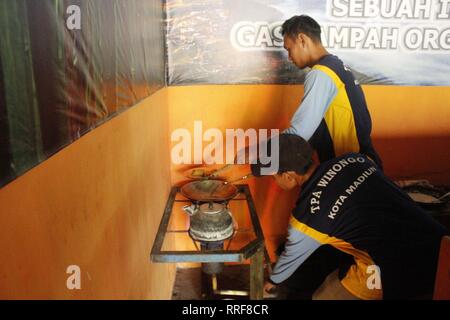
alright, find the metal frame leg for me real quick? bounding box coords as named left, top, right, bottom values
left=201, top=269, right=214, bottom=300
left=250, top=247, right=264, bottom=300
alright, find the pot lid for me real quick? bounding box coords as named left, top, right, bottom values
left=199, top=203, right=225, bottom=214
left=181, top=180, right=238, bottom=202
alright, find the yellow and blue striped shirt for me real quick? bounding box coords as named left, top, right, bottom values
left=285, top=54, right=382, bottom=169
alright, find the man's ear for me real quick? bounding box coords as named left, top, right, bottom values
left=279, top=172, right=289, bottom=181
left=283, top=171, right=297, bottom=181
left=297, top=33, right=307, bottom=46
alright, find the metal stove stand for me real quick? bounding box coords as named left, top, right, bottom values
left=151, top=185, right=267, bottom=300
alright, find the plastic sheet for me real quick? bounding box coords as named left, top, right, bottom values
left=0, top=0, right=165, bottom=187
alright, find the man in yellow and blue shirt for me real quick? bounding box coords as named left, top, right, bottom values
left=282, top=15, right=382, bottom=169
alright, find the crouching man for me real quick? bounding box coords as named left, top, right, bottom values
left=252, top=134, right=448, bottom=300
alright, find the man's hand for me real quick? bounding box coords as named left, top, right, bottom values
left=264, top=281, right=277, bottom=294
left=263, top=281, right=278, bottom=299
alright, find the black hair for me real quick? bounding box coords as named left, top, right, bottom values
left=251, top=134, right=313, bottom=177
left=281, top=15, right=322, bottom=43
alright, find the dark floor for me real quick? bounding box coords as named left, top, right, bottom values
left=172, top=264, right=265, bottom=300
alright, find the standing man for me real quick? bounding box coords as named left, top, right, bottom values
left=251, top=134, right=448, bottom=300
left=282, top=15, right=382, bottom=169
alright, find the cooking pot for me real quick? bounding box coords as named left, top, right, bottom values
left=183, top=202, right=234, bottom=242
left=404, top=185, right=450, bottom=210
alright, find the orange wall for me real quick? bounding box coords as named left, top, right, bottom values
left=0, top=83, right=448, bottom=297
left=168, top=85, right=450, bottom=259
left=0, top=88, right=175, bottom=299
